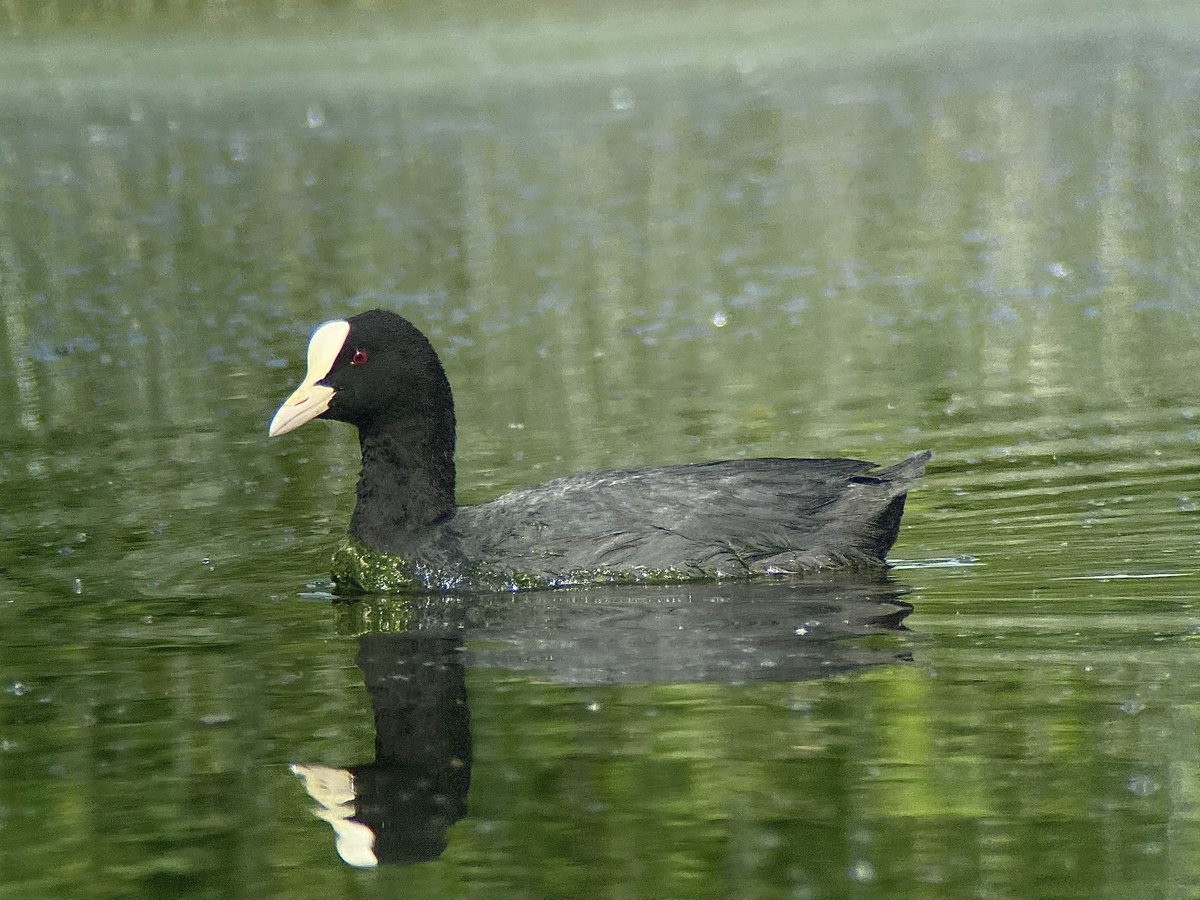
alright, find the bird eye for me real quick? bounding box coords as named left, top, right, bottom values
left=350, top=349, right=368, bottom=366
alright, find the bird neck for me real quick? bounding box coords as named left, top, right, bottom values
left=350, top=415, right=456, bottom=552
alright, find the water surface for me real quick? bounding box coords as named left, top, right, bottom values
left=3, top=4, right=1200, bottom=898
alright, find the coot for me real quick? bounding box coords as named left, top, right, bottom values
left=269, top=310, right=929, bottom=592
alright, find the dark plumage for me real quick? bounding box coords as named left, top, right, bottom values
left=269, top=309, right=929, bottom=591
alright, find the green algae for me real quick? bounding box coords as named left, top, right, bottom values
left=331, top=541, right=426, bottom=593
left=331, top=540, right=729, bottom=595
left=331, top=540, right=550, bottom=594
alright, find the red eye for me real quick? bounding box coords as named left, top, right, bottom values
left=350, top=349, right=368, bottom=366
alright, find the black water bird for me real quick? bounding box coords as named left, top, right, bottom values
left=269, top=309, right=929, bottom=592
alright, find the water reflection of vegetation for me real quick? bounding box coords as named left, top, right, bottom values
left=2, top=35, right=1199, bottom=562
left=3, top=42, right=1199, bottom=442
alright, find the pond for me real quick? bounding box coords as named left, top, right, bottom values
left=2, top=3, right=1200, bottom=897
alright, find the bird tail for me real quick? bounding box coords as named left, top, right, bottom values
left=861, top=451, right=931, bottom=561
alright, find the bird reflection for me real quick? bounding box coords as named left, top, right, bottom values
left=291, top=634, right=470, bottom=867
left=291, top=577, right=913, bottom=867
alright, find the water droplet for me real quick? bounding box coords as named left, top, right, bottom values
left=71, top=578, right=82, bottom=594
left=1126, top=773, right=1158, bottom=796
left=229, top=134, right=249, bottom=162
left=8, top=682, right=30, bottom=697
left=712, top=311, right=728, bottom=327
left=585, top=701, right=601, bottom=713
left=733, top=52, right=756, bottom=74
left=610, top=88, right=633, bottom=111
left=849, top=860, right=875, bottom=883
left=1119, top=697, right=1145, bottom=715
left=305, top=105, right=325, bottom=128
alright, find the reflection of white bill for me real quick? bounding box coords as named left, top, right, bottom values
left=289, top=763, right=377, bottom=868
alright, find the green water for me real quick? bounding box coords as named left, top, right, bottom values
left=3, top=3, right=1200, bottom=897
